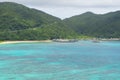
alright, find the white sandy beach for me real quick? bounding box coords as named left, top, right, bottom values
left=0, top=40, right=52, bottom=44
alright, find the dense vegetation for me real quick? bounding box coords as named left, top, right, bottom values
left=64, top=11, right=120, bottom=38
left=0, top=2, right=77, bottom=40
left=0, top=2, right=120, bottom=40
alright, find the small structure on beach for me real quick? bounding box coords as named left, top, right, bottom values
left=52, top=39, right=78, bottom=43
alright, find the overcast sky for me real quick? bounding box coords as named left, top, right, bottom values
left=0, top=0, right=120, bottom=19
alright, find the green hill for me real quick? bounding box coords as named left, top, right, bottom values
left=1, top=2, right=120, bottom=40
left=0, top=2, right=76, bottom=40
left=64, top=11, right=120, bottom=38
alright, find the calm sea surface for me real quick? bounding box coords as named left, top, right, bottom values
left=0, top=41, right=120, bottom=80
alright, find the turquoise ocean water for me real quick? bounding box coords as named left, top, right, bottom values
left=0, top=41, right=120, bottom=80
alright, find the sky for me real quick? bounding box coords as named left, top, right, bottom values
left=0, top=0, right=120, bottom=19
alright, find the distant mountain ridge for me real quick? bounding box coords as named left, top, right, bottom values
left=64, top=11, right=120, bottom=38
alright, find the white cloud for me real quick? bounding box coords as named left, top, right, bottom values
left=0, top=0, right=120, bottom=19
left=1, top=0, right=120, bottom=8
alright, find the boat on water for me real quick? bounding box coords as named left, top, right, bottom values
left=52, top=39, right=78, bottom=43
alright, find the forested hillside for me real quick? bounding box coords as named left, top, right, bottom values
left=64, top=11, right=120, bottom=38
left=0, top=2, right=120, bottom=40
left=0, top=2, right=76, bottom=40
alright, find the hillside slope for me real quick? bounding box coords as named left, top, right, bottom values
left=0, top=2, right=76, bottom=40
left=64, top=11, right=120, bottom=38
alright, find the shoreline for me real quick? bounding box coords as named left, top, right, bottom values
left=0, top=38, right=120, bottom=44
left=0, top=40, right=52, bottom=44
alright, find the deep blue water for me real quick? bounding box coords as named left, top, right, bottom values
left=0, top=41, right=120, bottom=80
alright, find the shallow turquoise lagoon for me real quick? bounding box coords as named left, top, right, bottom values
left=0, top=41, right=120, bottom=80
